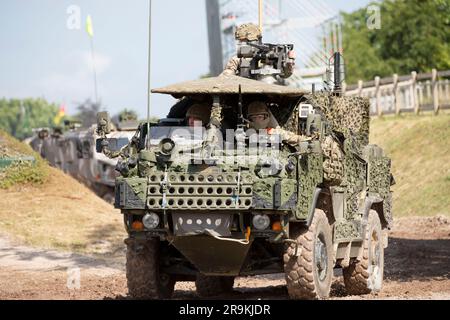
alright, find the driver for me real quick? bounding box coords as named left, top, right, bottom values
left=186, top=104, right=211, bottom=127
left=247, top=101, right=310, bottom=147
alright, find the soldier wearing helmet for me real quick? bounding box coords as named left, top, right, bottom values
left=247, top=101, right=309, bottom=147
left=186, top=103, right=211, bottom=127
left=221, top=23, right=296, bottom=80
left=222, top=23, right=262, bottom=77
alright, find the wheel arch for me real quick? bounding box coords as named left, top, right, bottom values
left=363, top=194, right=391, bottom=230
left=306, top=188, right=335, bottom=227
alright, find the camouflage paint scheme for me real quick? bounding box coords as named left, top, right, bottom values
left=98, top=75, right=394, bottom=281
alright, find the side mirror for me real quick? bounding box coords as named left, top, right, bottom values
left=306, top=114, right=322, bottom=137
left=97, top=112, right=111, bottom=135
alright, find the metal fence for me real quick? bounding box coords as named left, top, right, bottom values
left=344, top=69, right=450, bottom=116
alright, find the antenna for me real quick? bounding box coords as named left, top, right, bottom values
left=238, top=84, right=244, bottom=126
left=258, top=0, right=263, bottom=34
left=146, top=0, right=152, bottom=149
left=333, top=52, right=342, bottom=95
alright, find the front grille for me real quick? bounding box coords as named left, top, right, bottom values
left=146, top=172, right=253, bottom=210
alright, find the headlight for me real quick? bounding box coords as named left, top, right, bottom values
left=142, top=213, right=160, bottom=229
left=252, top=214, right=270, bottom=231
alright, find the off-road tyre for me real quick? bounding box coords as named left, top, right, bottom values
left=195, top=274, right=235, bottom=298
left=343, top=210, right=384, bottom=295
left=284, top=209, right=333, bottom=300
left=126, top=238, right=175, bottom=299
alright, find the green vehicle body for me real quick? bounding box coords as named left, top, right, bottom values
left=97, top=75, right=394, bottom=299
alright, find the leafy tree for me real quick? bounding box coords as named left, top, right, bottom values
left=343, top=0, right=450, bottom=84
left=0, top=98, right=60, bottom=140
left=114, top=109, right=138, bottom=123
left=75, top=99, right=101, bottom=128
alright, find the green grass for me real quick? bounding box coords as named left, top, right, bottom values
left=0, top=130, right=49, bottom=188
left=370, top=112, right=450, bottom=217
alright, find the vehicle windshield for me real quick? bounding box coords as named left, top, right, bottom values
left=106, top=137, right=130, bottom=152
left=147, top=126, right=205, bottom=150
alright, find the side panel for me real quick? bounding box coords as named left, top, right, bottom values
left=295, top=152, right=323, bottom=220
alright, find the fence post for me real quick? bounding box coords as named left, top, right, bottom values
left=357, top=80, right=363, bottom=97
left=411, top=71, right=419, bottom=114
left=393, top=73, right=400, bottom=116
left=445, top=79, right=450, bottom=106
left=375, top=76, right=382, bottom=117
left=432, top=69, right=439, bottom=115
left=342, top=82, right=347, bottom=95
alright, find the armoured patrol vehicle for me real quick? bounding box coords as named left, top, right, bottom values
left=96, top=68, right=394, bottom=299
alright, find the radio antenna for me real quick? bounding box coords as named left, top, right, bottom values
left=146, top=0, right=153, bottom=149
left=258, top=0, right=263, bottom=34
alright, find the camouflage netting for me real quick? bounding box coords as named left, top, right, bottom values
left=343, top=138, right=368, bottom=219
left=321, top=136, right=344, bottom=185
left=308, top=94, right=370, bottom=148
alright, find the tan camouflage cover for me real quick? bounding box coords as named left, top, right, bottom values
left=152, top=75, right=307, bottom=99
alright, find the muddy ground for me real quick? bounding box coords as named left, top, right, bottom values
left=0, top=216, right=449, bottom=300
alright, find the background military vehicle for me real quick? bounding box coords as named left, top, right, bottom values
left=97, top=69, right=394, bottom=300
left=28, top=120, right=136, bottom=202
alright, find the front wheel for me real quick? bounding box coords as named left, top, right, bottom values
left=126, top=238, right=175, bottom=299
left=343, top=210, right=384, bottom=295
left=284, top=209, right=334, bottom=300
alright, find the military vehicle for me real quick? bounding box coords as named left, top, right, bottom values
left=28, top=121, right=136, bottom=202
left=96, top=65, right=394, bottom=299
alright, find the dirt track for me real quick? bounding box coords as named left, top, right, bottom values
left=0, top=216, right=449, bottom=300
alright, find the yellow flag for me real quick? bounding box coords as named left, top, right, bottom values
left=53, top=105, right=66, bottom=125
left=86, top=15, right=94, bottom=37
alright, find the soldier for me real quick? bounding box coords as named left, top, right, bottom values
left=186, top=103, right=211, bottom=127
left=247, top=101, right=309, bottom=147
left=221, top=23, right=296, bottom=79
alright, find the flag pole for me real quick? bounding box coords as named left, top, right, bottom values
left=86, top=15, right=98, bottom=105
left=146, top=0, right=152, bottom=149
left=90, top=37, right=99, bottom=105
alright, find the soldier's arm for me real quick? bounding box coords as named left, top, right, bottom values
left=221, top=56, right=240, bottom=76
left=281, top=51, right=296, bottom=78
left=268, top=127, right=311, bottom=147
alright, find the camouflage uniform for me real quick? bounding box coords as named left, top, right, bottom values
left=247, top=101, right=309, bottom=147
left=267, top=127, right=311, bottom=146
left=221, top=56, right=241, bottom=76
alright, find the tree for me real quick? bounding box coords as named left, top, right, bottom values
left=114, top=109, right=138, bottom=123
left=0, top=98, right=60, bottom=140
left=342, top=0, right=450, bottom=84
left=75, top=99, right=101, bottom=128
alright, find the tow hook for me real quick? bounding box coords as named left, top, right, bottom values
left=284, top=239, right=300, bottom=257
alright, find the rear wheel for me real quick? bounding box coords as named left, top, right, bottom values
left=195, top=274, right=235, bottom=298
left=343, top=210, right=384, bottom=295
left=126, top=238, right=175, bottom=299
left=284, top=209, right=333, bottom=300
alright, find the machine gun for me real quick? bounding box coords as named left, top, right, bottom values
left=235, top=85, right=247, bottom=151
left=237, top=42, right=295, bottom=79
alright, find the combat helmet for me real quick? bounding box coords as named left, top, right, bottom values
left=186, top=103, right=211, bottom=124
left=235, top=23, right=262, bottom=42
left=247, top=101, right=270, bottom=130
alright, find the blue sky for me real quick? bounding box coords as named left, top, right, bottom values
left=0, top=0, right=372, bottom=118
